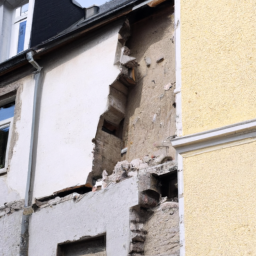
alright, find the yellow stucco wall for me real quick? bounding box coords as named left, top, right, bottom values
left=181, top=1, right=256, bottom=135
left=183, top=140, right=256, bottom=255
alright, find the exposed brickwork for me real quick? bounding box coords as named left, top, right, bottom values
left=93, top=117, right=124, bottom=178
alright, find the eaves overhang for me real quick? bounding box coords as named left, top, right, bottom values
left=0, top=0, right=143, bottom=78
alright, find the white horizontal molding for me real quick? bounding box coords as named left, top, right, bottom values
left=171, top=118, right=256, bottom=154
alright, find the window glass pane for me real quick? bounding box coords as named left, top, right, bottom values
left=0, top=126, right=9, bottom=169
left=0, top=102, right=15, bottom=122
left=20, top=3, right=29, bottom=15
left=17, top=20, right=27, bottom=53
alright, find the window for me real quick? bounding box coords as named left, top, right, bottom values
left=57, top=235, right=106, bottom=256
left=15, top=3, right=29, bottom=54
left=0, top=102, right=14, bottom=174
left=0, top=1, right=31, bottom=62
left=17, top=20, right=27, bottom=53
left=8, top=2, right=29, bottom=57
left=20, top=3, right=29, bottom=15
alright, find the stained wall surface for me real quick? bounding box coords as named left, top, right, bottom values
left=181, top=0, right=256, bottom=135
left=0, top=211, right=22, bottom=256
left=183, top=140, right=256, bottom=256
left=123, top=5, right=176, bottom=161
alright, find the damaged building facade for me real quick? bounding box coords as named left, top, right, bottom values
left=0, top=0, right=179, bottom=255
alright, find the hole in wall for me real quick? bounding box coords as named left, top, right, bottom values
left=36, top=184, right=92, bottom=203
left=57, top=235, right=106, bottom=256
left=159, top=171, right=178, bottom=202
left=102, top=119, right=124, bottom=139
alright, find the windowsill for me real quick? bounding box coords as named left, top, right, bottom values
left=0, top=168, right=7, bottom=175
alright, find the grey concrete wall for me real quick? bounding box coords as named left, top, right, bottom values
left=28, top=176, right=139, bottom=256
left=0, top=211, right=22, bottom=256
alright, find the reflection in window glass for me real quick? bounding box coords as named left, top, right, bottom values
left=17, top=21, right=27, bottom=53
left=0, top=102, right=15, bottom=122
left=0, top=126, right=9, bottom=169
left=20, top=3, right=29, bottom=15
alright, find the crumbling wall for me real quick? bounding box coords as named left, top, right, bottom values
left=91, top=20, right=138, bottom=179
left=93, top=117, right=124, bottom=177
left=0, top=211, right=23, bottom=256
left=144, top=202, right=179, bottom=256
left=28, top=176, right=139, bottom=256
left=32, top=22, right=123, bottom=198
left=123, top=5, right=176, bottom=161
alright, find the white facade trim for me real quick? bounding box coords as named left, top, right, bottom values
left=24, top=0, right=34, bottom=49
left=182, top=137, right=256, bottom=158
left=0, top=117, right=13, bottom=175
left=175, top=0, right=182, bottom=137
left=172, top=118, right=256, bottom=154
left=175, top=0, right=185, bottom=255
left=178, top=153, right=185, bottom=256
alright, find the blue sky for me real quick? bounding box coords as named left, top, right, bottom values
left=0, top=105, right=15, bottom=122
left=74, top=0, right=109, bottom=8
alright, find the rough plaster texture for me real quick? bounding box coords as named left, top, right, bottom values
left=33, top=23, right=122, bottom=198
left=144, top=202, right=179, bottom=256
left=29, top=177, right=138, bottom=256
left=183, top=141, right=256, bottom=255
left=0, top=211, right=22, bottom=256
left=124, top=6, right=176, bottom=161
left=181, top=0, right=256, bottom=135
left=0, top=75, right=35, bottom=206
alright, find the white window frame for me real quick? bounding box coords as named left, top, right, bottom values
left=10, top=3, right=28, bottom=57
left=0, top=117, right=13, bottom=175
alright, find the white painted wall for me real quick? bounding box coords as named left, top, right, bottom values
left=33, top=23, right=121, bottom=198
left=0, top=75, right=35, bottom=206
left=0, top=211, right=23, bottom=256
left=0, top=177, right=138, bottom=256
left=29, top=177, right=138, bottom=256
left=0, top=22, right=122, bottom=203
